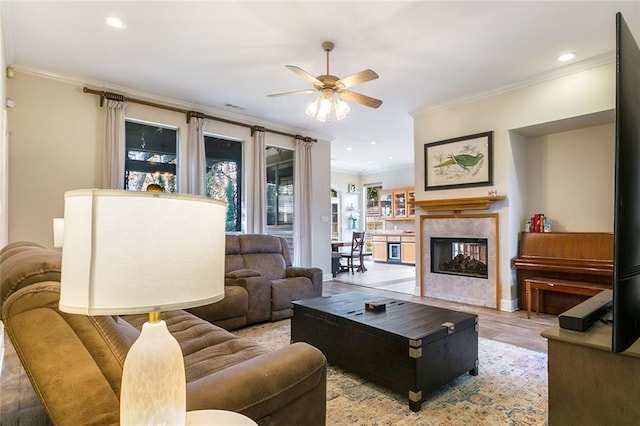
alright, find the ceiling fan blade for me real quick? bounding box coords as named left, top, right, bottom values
left=267, top=89, right=317, bottom=97
left=339, top=90, right=383, bottom=109
left=338, top=69, right=379, bottom=89
left=285, top=65, right=322, bottom=85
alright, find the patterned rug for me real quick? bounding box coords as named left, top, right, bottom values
left=235, top=319, right=548, bottom=426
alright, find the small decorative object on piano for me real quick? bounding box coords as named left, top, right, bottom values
left=365, top=301, right=386, bottom=312
left=527, top=213, right=551, bottom=232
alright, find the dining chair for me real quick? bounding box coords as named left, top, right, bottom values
left=340, top=231, right=366, bottom=274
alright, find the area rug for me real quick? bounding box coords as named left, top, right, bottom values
left=235, top=320, right=548, bottom=426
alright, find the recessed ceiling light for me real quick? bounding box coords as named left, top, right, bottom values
left=558, top=52, right=576, bottom=62
left=105, top=16, right=126, bottom=29
left=346, top=147, right=352, bottom=151
left=370, top=141, right=376, bottom=145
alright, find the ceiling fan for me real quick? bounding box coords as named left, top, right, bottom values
left=268, top=41, right=382, bottom=120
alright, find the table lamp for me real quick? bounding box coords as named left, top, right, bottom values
left=52, top=218, right=64, bottom=248
left=58, top=189, right=226, bottom=425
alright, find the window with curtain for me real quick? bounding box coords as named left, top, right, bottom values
left=124, top=120, right=178, bottom=192
left=266, top=147, right=294, bottom=227
left=204, top=135, right=242, bottom=232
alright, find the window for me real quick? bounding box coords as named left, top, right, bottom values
left=266, top=147, right=294, bottom=227
left=365, top=184, right=383, bottom=251
left=331, top=188, right=340, bottom=241
left=125, top=120, right=177, bottom=192
left=204, top=135, right=242, bottom=232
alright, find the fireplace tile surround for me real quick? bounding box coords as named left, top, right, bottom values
left=420, top=213, right=500, bottom=309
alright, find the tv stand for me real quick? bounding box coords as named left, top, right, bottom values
left=542, top=322, right=640, bottom=424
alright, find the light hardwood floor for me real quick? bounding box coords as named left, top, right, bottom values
left=1, top=262, right=557, bottom=424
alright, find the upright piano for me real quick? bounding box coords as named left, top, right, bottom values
left=511, top=232, right=613, bottom=315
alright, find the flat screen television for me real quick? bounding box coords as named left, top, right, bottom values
left=612, top=12, right=640, bottom=353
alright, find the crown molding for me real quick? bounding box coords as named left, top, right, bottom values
left=411, top=52, right=615, bottom=117
left=9, top=62, right=329, bottom=141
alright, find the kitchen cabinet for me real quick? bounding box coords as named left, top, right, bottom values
left=393, top=192, right=407, bottom=217
left=378, top=187, right=415, bottom=219
left=408, top=190, right=416, bottom=217
left=379, top=191, right=393, bottom=218
left=372, top=236, right=388, bottom=261
left=370, top=234, right=415, bottom=265
left=401, top=236, right=416, bottom=264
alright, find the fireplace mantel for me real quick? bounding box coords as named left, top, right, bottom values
left=414, top=195, right=506, bottom=212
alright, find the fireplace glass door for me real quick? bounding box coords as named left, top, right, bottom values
left=430, top=237, right=488, bottom=279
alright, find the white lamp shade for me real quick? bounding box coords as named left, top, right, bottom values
left=52, top=218, right=64, bottom=248
left=59, top=189, right=226, bottom=315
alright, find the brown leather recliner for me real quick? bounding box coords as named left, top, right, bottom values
left=224, top=234, right=323, bottom=322
left=0, top=242, right=327, bottom=425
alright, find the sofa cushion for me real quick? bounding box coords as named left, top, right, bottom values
left=238, top=234, right=284, bottom=255
left=225, top=269, right=261, bottom=279
left=271, top=277, right=315, bottom=311
left=0, top=243, right=61, bottom=307
left=243, top=253, right=287, bottom=280
left=224, top=234, right=290, bottom=279
left=124, top=310, right=269, bottom=382
left=186, top=286, right=248, bottom=330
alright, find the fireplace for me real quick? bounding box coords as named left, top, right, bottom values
left=430, top=237, right=488, bottom=279
left=420, top=214, right=499, bottom=309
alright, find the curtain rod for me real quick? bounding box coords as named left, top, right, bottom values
left=82, top=87, right=317, bottom=143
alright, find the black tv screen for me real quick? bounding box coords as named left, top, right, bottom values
left=612, top=12, right=640, bottom=353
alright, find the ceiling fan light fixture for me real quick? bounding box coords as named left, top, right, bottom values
left=305, top=93, right=347, bottom=122
left=269, top=40, right=381, bottom=121
left=305, top=98, right=319, bottom=117
left=334, top=98, right=350, bottom=121
left=319, top=97, right=332, bottom=115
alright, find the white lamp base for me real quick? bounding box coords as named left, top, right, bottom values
left=186, top=410, right=258, bottom=425
left=120, top=320, right=186, bottom=425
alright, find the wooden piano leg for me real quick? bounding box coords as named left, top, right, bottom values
left=526, top=281, right=532, bottom=319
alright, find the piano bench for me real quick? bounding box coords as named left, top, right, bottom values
left=525, top=277, right=610, bottom=319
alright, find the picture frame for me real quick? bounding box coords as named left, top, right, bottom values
left=424, top=131, right=493, bottom=191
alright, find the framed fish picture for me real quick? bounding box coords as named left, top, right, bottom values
left=424, top=131, right=493, bottom=191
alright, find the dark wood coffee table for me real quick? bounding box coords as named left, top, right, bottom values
left=291, top=292, right=478, bottom=412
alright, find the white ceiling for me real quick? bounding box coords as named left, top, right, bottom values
left=3, top=1, right=639, bottom=174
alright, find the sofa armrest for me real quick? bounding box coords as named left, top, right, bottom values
left=225, top=269, right=261, bottom=279
left=186, top=342, right=327, bottom=426
left=287, top=267, right=323, bottom=297
left=225, top=274, right=271, bottom=324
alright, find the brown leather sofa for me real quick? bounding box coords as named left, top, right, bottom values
left=0, top=242, right=327, bottom=425
left=190, top=234, right=323, bottom=328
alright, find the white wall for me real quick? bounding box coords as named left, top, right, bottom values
left=0, top=5, right=6, bottom=357
left=6, top=69, right=332, bottom=274
left=414, top=62, right=616, bottom=310
left=525, top=123, right=614, bottom=232
left=0, top=9, right=8, bottom=248
left=362, top=165, right=414, bottom=189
